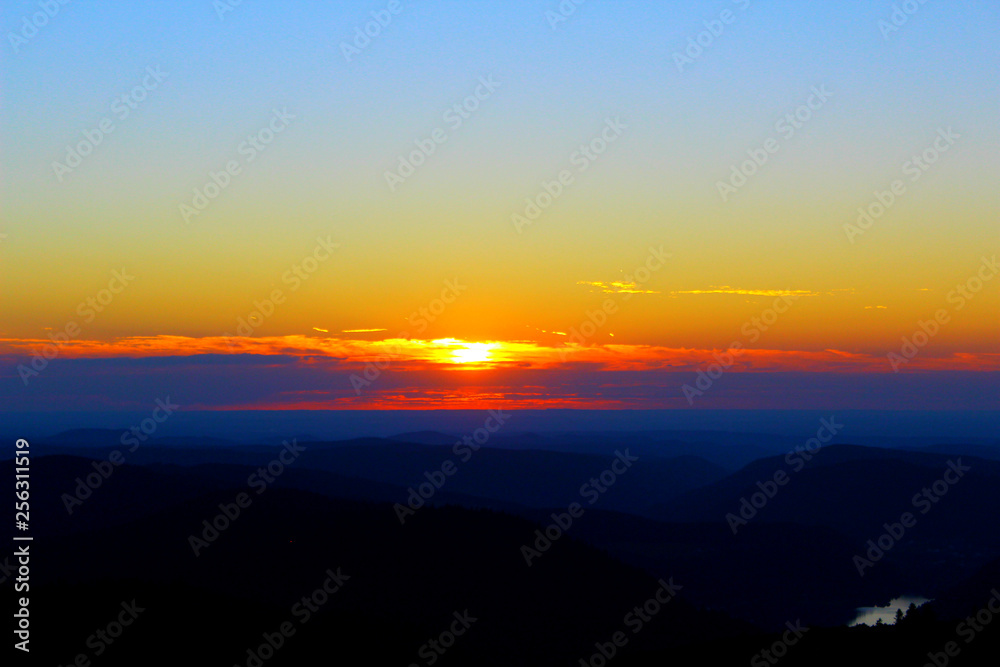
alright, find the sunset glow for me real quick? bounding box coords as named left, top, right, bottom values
left=446, top=341, right=499, bottom=365
left=1, top=1, right=996, bottom=415
left=5, top=4, right=1000, bottom=665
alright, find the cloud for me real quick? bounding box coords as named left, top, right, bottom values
left=0, top=344, right=995, bottom=413
left=668, top=286, right=820, bottom=297
left=1, top=335, right=996, bottom=375
left=577, top=281, right=659, bottom=294
left=1, top=333, right=997, bottom=413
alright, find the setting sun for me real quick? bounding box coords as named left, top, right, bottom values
left=451, top=342, right=498, bottom=364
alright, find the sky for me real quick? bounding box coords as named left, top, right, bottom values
left=1, top=0, right=997, bottom=412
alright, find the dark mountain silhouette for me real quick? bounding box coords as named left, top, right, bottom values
left=388, top=430, right=459, bottom=445
left=13, top=455, right=751, bottom=665
left=927, top=555, right=1000, bottom=621
left=151, top=461, right=531, bottom=513
left=9, top=432, right=1000, bottom=664
left=524, top=508, right=902, bottom=630
left=41, top=439, right=729, bottom=514
left=652, top=445, right=1000, bottom=595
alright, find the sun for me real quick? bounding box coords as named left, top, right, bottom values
left=451, top=342, right=496, bottom=364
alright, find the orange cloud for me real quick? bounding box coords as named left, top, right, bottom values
left=577, top=281, right=660, bottom=295
left=668, top=287, right=820, bottom=297
left=1, top=335, right=997, bottom=373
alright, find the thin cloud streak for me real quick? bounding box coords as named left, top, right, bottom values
left=668, top=287, right=820, bottom=297
left=577, top=281, right=660, bottom=295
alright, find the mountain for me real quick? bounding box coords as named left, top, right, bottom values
left=10, top=456, right=751, bottom=665
left=652, top=445, right=1000, bottom=595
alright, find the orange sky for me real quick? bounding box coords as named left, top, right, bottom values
left=1, top=333, right=997, bottom=412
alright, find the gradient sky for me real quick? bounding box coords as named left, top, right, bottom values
left=2, top=1, right=997, bottom=411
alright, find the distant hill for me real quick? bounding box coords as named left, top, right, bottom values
left=388, top=430, right=458, bottom=445
left=652, top=445, right=1000, bottom=595
left=12, top=456, right=751, bottom=665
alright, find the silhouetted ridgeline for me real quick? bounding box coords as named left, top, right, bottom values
left=3, top=429, right=999, bottom=664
